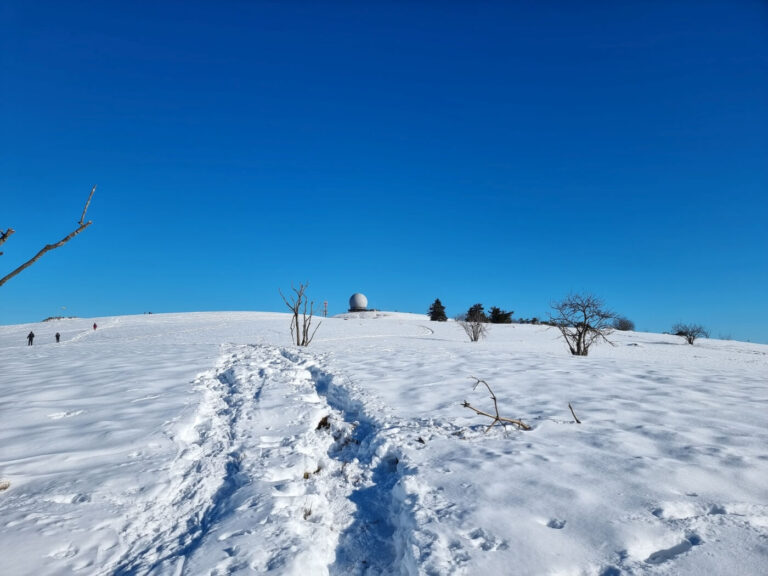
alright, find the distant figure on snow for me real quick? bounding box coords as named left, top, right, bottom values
left=27, top=331, right=34, bottom=346
left=55, top=332, right=60, bottom=343
left=93, top=323, right=97, bottom=330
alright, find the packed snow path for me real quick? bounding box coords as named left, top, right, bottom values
left=102, top=343, right=417, bottom=575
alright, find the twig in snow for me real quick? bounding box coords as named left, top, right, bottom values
left=568, top=402, right=581, bottom=424
left=462, top=377, right=531, bottom=432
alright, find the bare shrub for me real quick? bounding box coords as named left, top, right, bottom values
left=456, top=314, right=487, bottom=342
left=672, top=323, right=708, bottom=345
left=280, top=282, right=321, bottom=346
left=549, top=293, right=615, bottom=356
left=456, top=303, right=489, bottom=342
left=613, top=316, right=635, bottom=331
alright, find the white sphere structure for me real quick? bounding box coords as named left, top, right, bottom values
left=348, top=293, right=368, bottom=312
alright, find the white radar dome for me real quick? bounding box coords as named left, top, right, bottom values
left=349, top=293, right=368, bottom=311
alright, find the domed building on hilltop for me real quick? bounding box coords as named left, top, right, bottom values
left=348, top=293, right=369, bottom=312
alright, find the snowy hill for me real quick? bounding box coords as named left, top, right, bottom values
left=1, top=312, right=766, bottom=575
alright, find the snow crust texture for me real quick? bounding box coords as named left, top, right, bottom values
left=1, top=312, right=767, bottom=575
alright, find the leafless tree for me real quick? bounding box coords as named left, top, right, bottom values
left=456, top=314, right=488, bottom=342
left=672, top=323, right=708, bottom=345
left=549, top=293, right=615, bottom=356
left=280, top=282, right=321, bottom=346
left=1, top=186, right=96, bottom=288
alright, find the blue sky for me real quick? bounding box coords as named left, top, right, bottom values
left=2, top=1, right=767, bottom=343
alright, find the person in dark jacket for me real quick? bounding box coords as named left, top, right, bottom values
left=93, top=323, right=97, bottom=330
left=55, top=332, right=60, bottom=343
left=27, top=331, right=34, bottom=346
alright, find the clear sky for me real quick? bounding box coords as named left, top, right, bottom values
left=2, top=1, right=767, bottom=343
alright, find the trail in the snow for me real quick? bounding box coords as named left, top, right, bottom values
left=106, top=348, right=258, bottom=575
left=99, top=343, right=450, bottom=575
left=305, top=364, right=472, bottom=576
left=102, top=344, right=418, bottom=575
left=308, top=365, right=493, bottom=576
left=307, top=368, right=404, bottom=574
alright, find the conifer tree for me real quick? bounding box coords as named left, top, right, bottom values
left=466, top=303, right=488, bottom=323
left=488, top=306, right=514, bottom=324
left=428, top=298, right=448, bottom=321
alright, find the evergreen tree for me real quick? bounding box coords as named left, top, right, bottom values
left=488, top=306, right=514, bottom=324
left=466, top=303, right=488, bottom=323
left=428, top=298, right=448, bottom=321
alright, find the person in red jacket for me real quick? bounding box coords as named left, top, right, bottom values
left=93, top=323, right=97, bottom=330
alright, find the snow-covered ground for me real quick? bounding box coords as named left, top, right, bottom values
left=1, top=312, right=766, bottom=575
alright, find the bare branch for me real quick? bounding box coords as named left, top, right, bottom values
left=280, top=282, right=321, bottom=346
left=568, top=402, right=581, bottom=424
left=79, top=184, right=97, bottom=226
left=0, top=186, right=96, bottom=286
left=0, top=228, right=15, bottom=255
left=0, top=223, right=92, bottom=288
left=0, top=187, right=96, bottom=288
left=463, top=377, right=530, bottom=432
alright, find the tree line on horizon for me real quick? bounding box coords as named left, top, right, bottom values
left=427, top=297, right=707, bottom=353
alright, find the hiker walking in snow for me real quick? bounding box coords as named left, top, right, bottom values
left=93, top=323, right=97, bottom=330
left=27, top=331, right=34, bottom=346
left=55, top=332, right=60, bottom=343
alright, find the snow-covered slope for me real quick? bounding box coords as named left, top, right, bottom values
left=1, top=312, right=766, bottom=575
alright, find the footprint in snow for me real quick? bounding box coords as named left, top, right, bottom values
left=651, top=501, right=727, bottom=520
left=49, top=545, right=79, bottom=559
left=466, top=527, right=509, bottom=551
left=46, top=493, right=91, bottom=504
left=645, top=534, right=702, bottom=565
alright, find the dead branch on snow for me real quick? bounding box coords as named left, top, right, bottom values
left=462, top=377, right=530, bottom=432
left=568, top=402, right=581, bottom=424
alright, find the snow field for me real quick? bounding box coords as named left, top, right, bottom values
left=1, top=312, right=767, bottom=575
